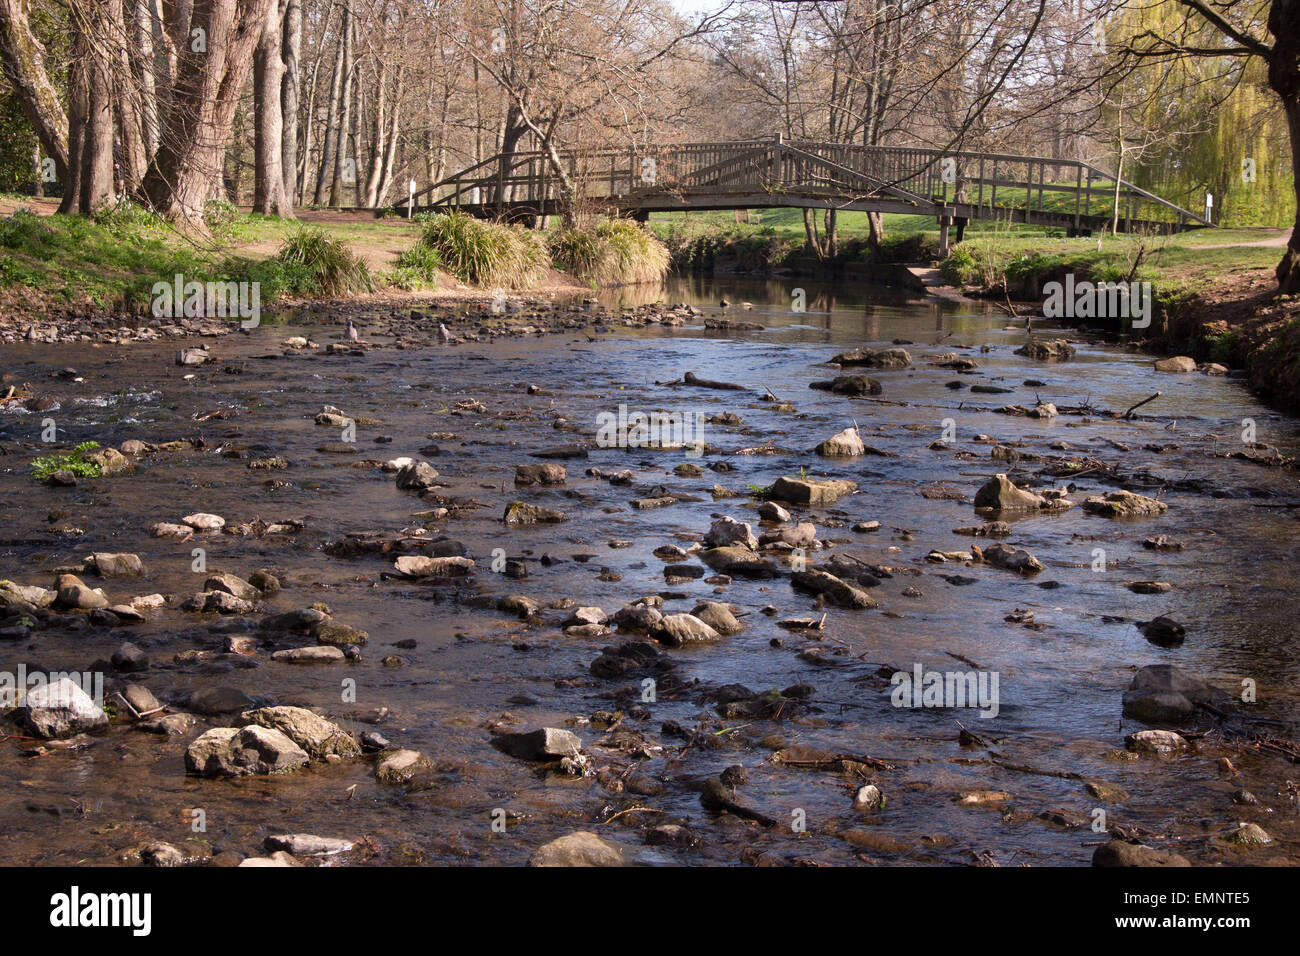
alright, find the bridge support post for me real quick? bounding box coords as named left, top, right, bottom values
left=938, top=212, right=952, bottom=258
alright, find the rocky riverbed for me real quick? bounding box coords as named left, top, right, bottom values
left=1, top=276, right=1298, bottom=867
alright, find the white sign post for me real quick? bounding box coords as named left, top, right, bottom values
left=1204, top=192, right=1213, bottom=224
left=408, top=179, right=416, bottom=219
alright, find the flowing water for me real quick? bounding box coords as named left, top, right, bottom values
left=1, top=274, right=1297, bottom=866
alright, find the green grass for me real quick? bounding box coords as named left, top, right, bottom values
left=31, top=441, right=103, bottom=481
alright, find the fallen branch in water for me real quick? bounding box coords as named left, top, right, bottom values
left=1124, top=391, right=1162, bottom=419
left=682, top=370, right=747, bottom=391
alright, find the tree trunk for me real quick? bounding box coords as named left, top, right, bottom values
left=312, top=6, right=344, bottom=205
left=61, top=47, right=86, bottom=213
left=376, top=69, right=402, bottom=207
left=75, top=0, right=117, bottom=213
left=253, top=0, right=292, bottom=216
left=280, top=0, right=301, bottom=204
left=363, top=61, right=387, bottom=208
left=802, top=208, right=825, bottom=259
left=115, top=1, right=148, bottom=194
left=132, top=0, right=159, bottom=158
left=141, top=0, right=278, bottom=226
left=1268, top=0, right=1300, bottom=292
left=0, top=0, right=69, bottom=180
left=329, top=3, right=353, bottom=208
left=866, top=211, right=884, bottom=250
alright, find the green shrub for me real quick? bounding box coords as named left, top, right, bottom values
left=274, top=227, right=374, bottom=297
left=410, top=211, right=547, bottom=288
left=550, top=218, right=671, bottom=286
left=31, top=441, right=103, bottom=481
left=393, top=243, right=443, bottom=287
left=940, top=246, right=979, bottom=285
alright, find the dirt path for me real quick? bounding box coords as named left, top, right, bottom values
left=1195, top=227, right=1292, bottom=250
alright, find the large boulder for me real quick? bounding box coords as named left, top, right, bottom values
left=493, top=727, right=582, bottom=761
left=982, top=542, right=1044, bottom=574
left=792, top=569, right=878, bottom=609
left=88, top=447, right=133, bottom=476
left=691, top=601, right=745, bottom=635
left=375, top=748, right=433, bottom=784
left=514, top=464, right=566, bottom=486
left=1015, top=340, right=1076, bottom=361
left=653, top=613, right=721, bottom=646
left=1092, top=840, right=1191, bottom=867
left=204, top=572, right=261, bottom=601
left=239, top=706, right=360, bottom=759
left=1083, top=490, right=1168, bottom=518
left=830, top=347, right=911, bottom=369
left=528, top=831, right=631, bottom=867
left=393, top=555, right=475, bottom=578
left=1122, top=665, right=1226, bottom=724
left=0, top=580, right=54, bottom=613
left=973, top=474, right=1046, bottom=511
left=704, top=516, right=758, bottom=550
left=700, top=546, right=779, bottom=577
left=83, top=552, right=145, bottom=578
left=769, top=476, right=857, bottom=506
left=395, top=462, right=440, bottom=490
left=184, top=726, right=310, bottom=777
left=53, top=574, right=110, bottom=610
left=809, top=375, right=882, bottom=396
left=503, top=501, right=569, bottom=524
left=1154, top=356, right=1196, bottom=373
left=13, top=677, right=109, bottom=738
left=816, top=426, right=867, bottom=457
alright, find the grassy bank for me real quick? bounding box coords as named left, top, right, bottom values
left=648, top=209, right=1286, bottom=299
left=0, top=199, right=672, bottom=318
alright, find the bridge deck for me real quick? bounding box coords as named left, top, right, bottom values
left=396, top=138, right=1209, bottom=238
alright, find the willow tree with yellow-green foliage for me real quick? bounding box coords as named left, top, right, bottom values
left=1101, top=2, right=1291, bottom=227
left=1115, top=0, right=1300, bottom=291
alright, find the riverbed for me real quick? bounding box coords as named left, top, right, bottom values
left=1, top=274, right=1297, bottom=866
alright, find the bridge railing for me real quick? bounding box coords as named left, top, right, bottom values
left=401, top=139, right=1208, bottom=231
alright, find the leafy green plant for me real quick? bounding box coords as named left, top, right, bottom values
left=940, top=245, right=978, bottom=285
left=31, top=441, right=103, bottom=481
left=393, top=242, right=442, bottom=287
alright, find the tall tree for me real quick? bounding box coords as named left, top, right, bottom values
left=1122, top=0, right=1300, bottom=290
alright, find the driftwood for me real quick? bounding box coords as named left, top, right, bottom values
left=1123, top=391, right=1162, bottom=419
left=682, top=370, right=747, bottom=391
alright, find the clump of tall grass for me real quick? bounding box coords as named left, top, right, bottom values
left=550, top=218, right=670, bottom=286
left=410, top=211, right=548, bottom=288
left=274, top=227, right=374, bottom=297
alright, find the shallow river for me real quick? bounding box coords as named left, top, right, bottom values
left=0, top=274, right=1297, bottom=866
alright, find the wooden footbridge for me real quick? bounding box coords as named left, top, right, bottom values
left=395, top=136, right=1209, bottom=249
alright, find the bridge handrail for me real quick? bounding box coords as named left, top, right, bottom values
left=396, top=139, right=1209, bottom=228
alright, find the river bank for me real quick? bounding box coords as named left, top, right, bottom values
left=2, top=277, right=1298, bottom=867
